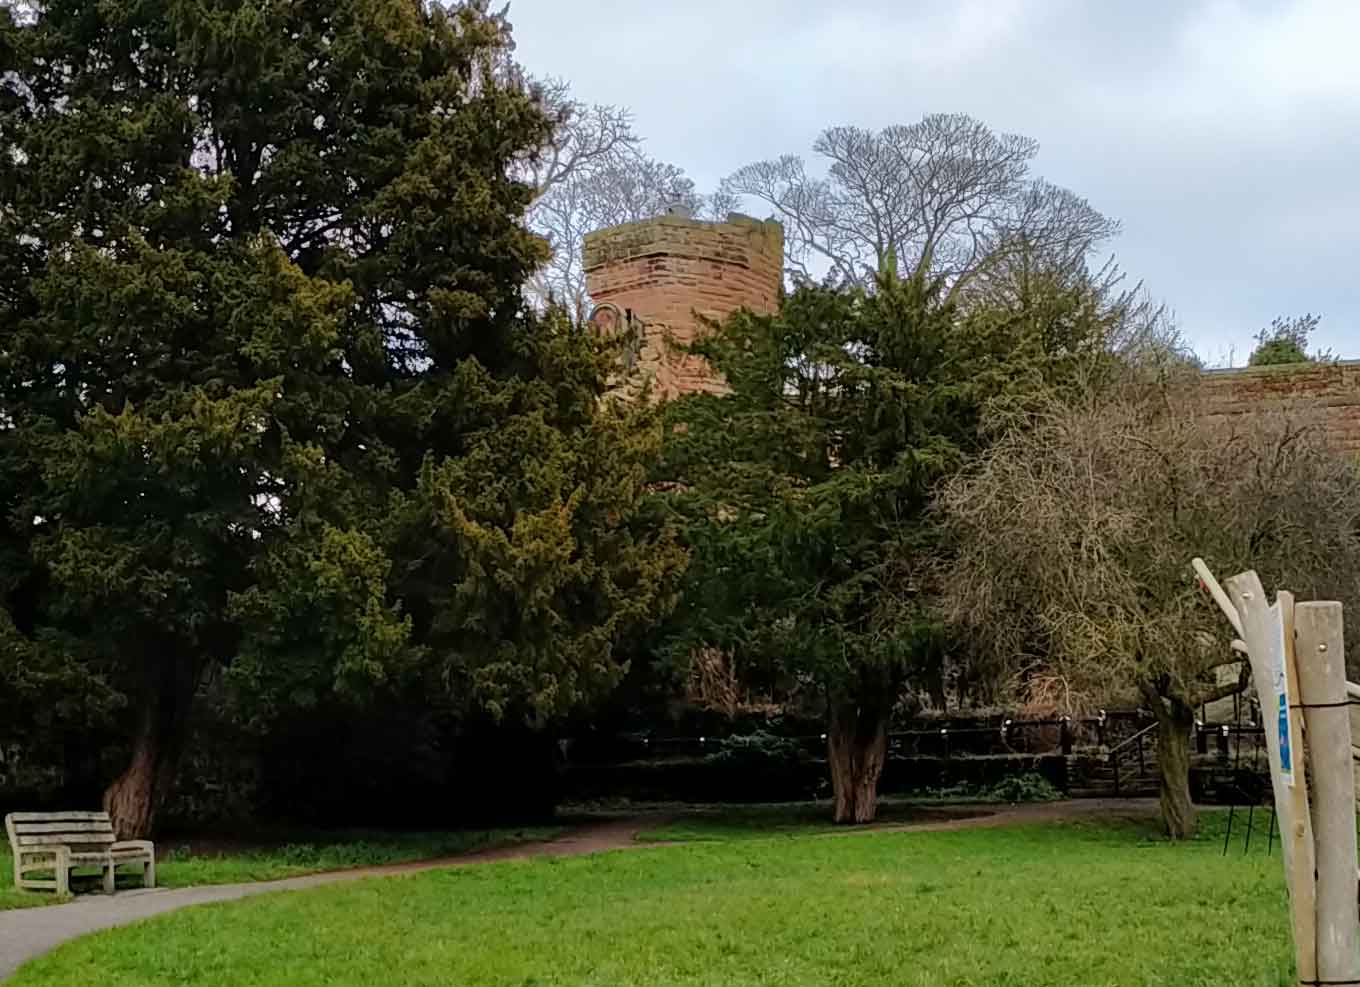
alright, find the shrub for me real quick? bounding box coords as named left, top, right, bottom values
left=705, top=732, right=803, bottom=769
left=984, top=772, right=1061, bottom=803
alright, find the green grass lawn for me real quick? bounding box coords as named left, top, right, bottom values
left=631, top=798, right=995, bottom=842
left=0, top=873, right=58, bottom=911
left=0, top=825, right=564, bottom=911
left=10, top=811, right=1296, bottom=986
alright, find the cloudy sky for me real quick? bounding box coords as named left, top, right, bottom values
left=511, top=0, right=1358, bottom=363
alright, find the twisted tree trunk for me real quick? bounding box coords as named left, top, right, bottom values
left=1142, top=683, right=1197, bottom=840
left=1156, top=708, right=1196, bottom=840
left=103, top=660, right=201, bottom=840
left=828, top=699, right=890, bottom=825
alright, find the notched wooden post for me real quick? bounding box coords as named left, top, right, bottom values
left=1294, top=601, right=1360, bottom=986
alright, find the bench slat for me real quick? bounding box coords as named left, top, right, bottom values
left=12, top=821, right=114, bottom=835
left=6, top=812, right=111, bottom=823
left=18, top=848, right=150, bottom=862
left=14, top=834, right=116, bottom=847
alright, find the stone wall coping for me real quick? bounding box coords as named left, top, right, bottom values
left=1200, top=359, right=1360, bottom=379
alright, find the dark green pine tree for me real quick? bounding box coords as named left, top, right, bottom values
left=0, top=0, right=682, bottom=837
left=658, top=257, right=1130, bottom=824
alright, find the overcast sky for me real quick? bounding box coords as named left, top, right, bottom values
left=510, top=0, right=1358, bottom=364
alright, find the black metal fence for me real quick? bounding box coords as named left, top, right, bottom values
left=566, top=709, right=1158, bottom=766
left=562, top=711, right=1272, bottom=805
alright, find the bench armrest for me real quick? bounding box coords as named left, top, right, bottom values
left=17, top=843, right=72, bottom=857
left=111, top=840, right=154, bottom=853
left=17, top=844, right=71, bottom=867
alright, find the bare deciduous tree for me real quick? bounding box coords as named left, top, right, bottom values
left=527, top=151, right=717, bottom=321
left=723, top=113, right=1119, bottom=297
left=520, top=76, right=639, bottom=197
left=940, top=393, right=1360, bottom=839
left=513, top=76, right=734, bottom=321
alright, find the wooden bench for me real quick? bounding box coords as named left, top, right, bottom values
left=5, top=811, right=155, bottom=896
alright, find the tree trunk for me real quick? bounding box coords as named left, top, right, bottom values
left=827, top=700, right=889, bottom=825
left=1144, top=684, right=1197, bottom=840
left=103, top=662, right=200, bottom=840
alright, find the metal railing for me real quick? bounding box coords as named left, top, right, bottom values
left=569, top=710, right=1159, bottom=765
left=1108, top=721, right=1158, bottom=796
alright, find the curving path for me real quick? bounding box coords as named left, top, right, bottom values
left=0, top=799, right=1160, bottom=981
left=0, top=817, right=651, bottom=981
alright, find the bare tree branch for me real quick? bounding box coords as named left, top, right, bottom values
left=939, top=392, right=1360, bottom=714
left=1188, top=661, right=1251, bottom=708
left=503, top=74, right=731, bottom=322
left=525, top=145, right=720, bottom=321
left=519, top=76, right=639, bottom=197
left=723, top=113, right=1120, bottom=294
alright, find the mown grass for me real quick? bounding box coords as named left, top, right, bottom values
left=0, top=865, right=61, bottom=911
left=11, top=811, right=1296, bottom=986
left=0, top=825, right=563, bottom=911
left=632, top=798, right=999, bottom=842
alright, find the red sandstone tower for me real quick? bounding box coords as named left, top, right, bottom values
left=583, top=210, right=784, bottom=400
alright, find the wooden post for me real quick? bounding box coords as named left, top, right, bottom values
left=1226, top=574, right=1317, bottom=986
left=1194, top=558, right=1244, bottom=637
left=1349, top=682, right=1360, bottom=817
left=1294, top=602, right=1360, bottom=985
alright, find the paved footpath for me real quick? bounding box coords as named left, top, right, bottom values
left=0, top=799, right=1160, bottom=981
left=0, top=817, right=651, bottom=981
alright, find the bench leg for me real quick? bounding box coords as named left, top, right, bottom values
left=103, top=860, right=115, bottom=894
left=55, top=863, right=69, bottom=898
left=144, top=856, right=156, bottom=890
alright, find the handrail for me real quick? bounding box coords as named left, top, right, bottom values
left=1108, top=721, right=1158, bottom=759
left=1106, top=720, right=1159, bottom=796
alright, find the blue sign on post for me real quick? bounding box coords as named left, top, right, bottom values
left=1278, top=693, right=1293, bottom=782
left=1269, top=602, right=1295, bottom=788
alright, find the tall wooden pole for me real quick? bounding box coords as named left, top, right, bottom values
left=1225, top=573, right=1317, bottom=986
left=1294, top=601, right=1360, bottom=984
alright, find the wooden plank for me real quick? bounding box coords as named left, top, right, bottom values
left=12, top=822, right=114, bottom=835
left=13, top=834, right=115, bottom=847
left=14, top=860, right=58, bottom=872
left=1192, top=558, right=1245, bottom=637
left=108, top=849, right=154, bottom=861
left=1295, top=602, right=1360, bottom=986
left=1226, top=575, right=1317, bottom=986
left=5, top=812, right=110, bottom=823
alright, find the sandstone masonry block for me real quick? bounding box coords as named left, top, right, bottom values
left=1198, top=361, right=1360, bottom=454
left=584, top=213, right=784, bottom=400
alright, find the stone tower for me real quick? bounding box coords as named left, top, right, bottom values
left=583, top=211, right=784, bottom=400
